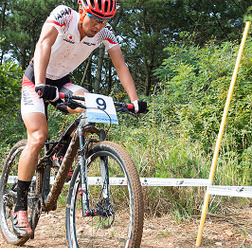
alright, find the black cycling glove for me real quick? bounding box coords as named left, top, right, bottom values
left=132, top=100, right=148, bottom=113
left=35, top=84, right=59, bottom=102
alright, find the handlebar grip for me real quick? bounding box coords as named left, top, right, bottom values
left=59, top=92, right=65, bottom=99
left=126, top=104, right=134, bottom=110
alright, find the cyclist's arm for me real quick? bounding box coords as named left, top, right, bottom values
left=108, top=45, right=139, bottom=102
left=34, top=24, right=58, bottom=86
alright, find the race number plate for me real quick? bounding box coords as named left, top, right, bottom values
left=85, top=93, right=118, bottom=124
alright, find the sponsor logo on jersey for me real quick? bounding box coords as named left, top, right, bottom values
left=63, top=34, right=75, bottom=44
left=83, top=41, right=96, bottom=46
left=22, top=88, right=33, bottom=106
left=54, top=8, right=71, bottom=21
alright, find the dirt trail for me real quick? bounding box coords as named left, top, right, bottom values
left=0, top=206, right=251, bottom=248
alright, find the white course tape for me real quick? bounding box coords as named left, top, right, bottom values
left=6, top=176, right=210, bottom=187
left=207, top=186, right=252, bottom=198
left=6, top=176, right=251, bottom=198
left=140, top=178, right=210, bottom=187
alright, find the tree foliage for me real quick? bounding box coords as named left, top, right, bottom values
left=0, top=59, right=22, bottom=115
left=153, top=37, right=252, bottom=184
left=0, top=0, right=64, bottom=68
left=0, top=58, right=24, bottom=144
left=1, top=0, right=252, bottom=95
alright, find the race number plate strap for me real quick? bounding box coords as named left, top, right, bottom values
left=85, top=93, right=118, bottom=124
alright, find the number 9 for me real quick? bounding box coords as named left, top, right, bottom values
left=96, top=97, right=107, bottom=111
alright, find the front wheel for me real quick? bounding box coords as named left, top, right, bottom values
left=66, top=141, right=144, bottom=248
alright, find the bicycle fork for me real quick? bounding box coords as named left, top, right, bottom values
left=77, top=126, right=113, bottom=218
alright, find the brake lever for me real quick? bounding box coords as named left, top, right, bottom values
left=116, top=107, right=138, bottom=118
left=66, top=99, right=86, bottom=109
left=56, top=98, right=85, bottom=110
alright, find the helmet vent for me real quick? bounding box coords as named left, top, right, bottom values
left=105, top=1, right=109, bottom=12
left=110, top=1, right=114, bottom=12
left=98, top=0, right=102, bottom=11
left=90, top=0, right=95, bottom=8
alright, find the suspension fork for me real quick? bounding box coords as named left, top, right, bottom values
left=78, top=125, right=93, bottom=216
left=99, top=130, right=110, bottom=200
left=78, top=126, right=111, bottom=217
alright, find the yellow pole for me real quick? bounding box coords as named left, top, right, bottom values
left=196, top=21, right=251, bottom=247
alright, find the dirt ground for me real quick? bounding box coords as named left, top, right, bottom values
left=0, top=205, right=251, bottom=248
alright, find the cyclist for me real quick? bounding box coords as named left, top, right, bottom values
left=12, top=0, right=147, bottom=238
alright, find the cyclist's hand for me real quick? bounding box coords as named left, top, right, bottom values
left=132, top=100, right=148, bottom=113
left=35, top=84, right=59, bottom=102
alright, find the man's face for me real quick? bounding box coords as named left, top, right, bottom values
left=82, top=14, right=108, bottom=37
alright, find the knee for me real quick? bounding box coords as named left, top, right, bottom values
left=28, top=130, right=48, bottom=150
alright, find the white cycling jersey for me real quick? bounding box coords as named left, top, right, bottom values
left=45, top=5, right=118, bottom=80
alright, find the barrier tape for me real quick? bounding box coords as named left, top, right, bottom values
left=140, top=178, right=210, bottom=187
left=5, top=176, right=252, bottom=198
left=207, top=186, right=252, bottom=198
left=6, top=176, right=210, bottom=186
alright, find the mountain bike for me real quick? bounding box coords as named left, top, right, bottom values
left=0, top=93, right=144, bottom=247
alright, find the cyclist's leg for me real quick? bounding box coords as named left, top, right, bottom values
left=12, top=76, right=48, bottom=237
left=20, top=76, right=49, bottom=182
left=60, top=82, right=88, bottom=114
left=19, top=113, right=48, bottom=181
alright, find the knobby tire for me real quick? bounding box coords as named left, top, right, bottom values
left=65, top=141, right=144, bottom=248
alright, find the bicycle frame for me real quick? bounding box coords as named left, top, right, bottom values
left=36, top=94, right=135, bottom=213
left=38, top=109, right=108, bottom=213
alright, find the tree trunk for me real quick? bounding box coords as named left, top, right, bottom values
left=19, top=45, right=27, bottom=70
left=142, top=8, right=152, bottom=96
left=144, top=58, right=151, bottom=96
left=86, top=60, right=92, bottom=92
left=94, top=44, right=105, bottom=93
left=108, top=60, right=112, bottom=92
left=80, top=52, right=93, bottom=90
left=0, top=1, right=7, bottom=64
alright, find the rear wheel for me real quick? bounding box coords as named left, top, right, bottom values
left=66, top=141, right=144, bottom=248
left=0, top=140, right=42, bottom=245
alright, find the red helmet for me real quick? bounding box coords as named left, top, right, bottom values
left=78, top=0, right=117, bottom=19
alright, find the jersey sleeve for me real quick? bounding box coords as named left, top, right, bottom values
left=45, top=5, right=73, bottom=34
left=101, top=24, right=118, bottom=50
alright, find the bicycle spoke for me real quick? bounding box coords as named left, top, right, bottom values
left=66, top=141, right=143, bottom=248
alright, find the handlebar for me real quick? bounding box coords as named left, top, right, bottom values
left=58, top=93, right=136, bottom=116
left=59, top=92, right=65, bottom=99
left=59, top=92, right=85, bottom=101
